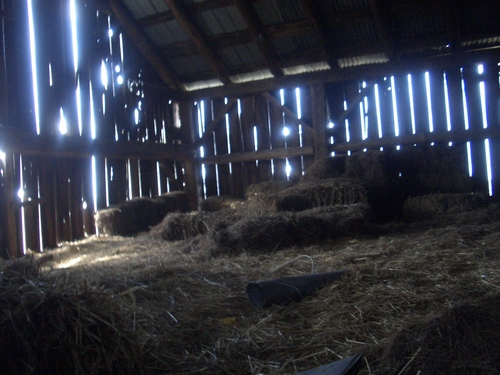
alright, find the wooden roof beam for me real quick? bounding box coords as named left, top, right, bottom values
left=109, top=0, right=183, bottom=92
left=298, top=0, right=338, bottom=69
left=368, top=0, right=396, bottom=60
left=138, top=0, right=234, bottom=27
left=163, top=0, right=232, bottom=84
left=234, top=0, right=284, bottom=77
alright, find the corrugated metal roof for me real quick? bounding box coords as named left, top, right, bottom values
left=272, top=32, right=319, bottom=56
left=183, top=78, right=223, bottom=91
left=254, top=0, right=305, bottom=26
left=330, top=0, right=369, bottom=13
left=397, top=13, right=445, bottom=40
left=230, top=69, right=274, bottom=84
left=337, top=53, right=389, bottom=68
left=144, top=20, right=190, bottom=47
left=170, top=55, right=211, bottom=75
left=122, top=0, right=169, bottom=19
left=219, top=43, right=263, bottom=67
left=331, top=22, right=378, bottom=44
left=283, top=61, right=331, bottom=75
left=196, top=5, right=247, bottom=36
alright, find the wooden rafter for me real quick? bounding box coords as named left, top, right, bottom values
left=109, top=0, right=183, bottom=92
left=368, top=0, right=396, bottom=60
left=163, top=0, right=232, bottom=84
left=298, top=0, right=337, bottom=69
left=194, top=97, right=237, bottom=148
left=234, top=0, right=284, bottom=77
left=138, top=0, right=234, bottom=27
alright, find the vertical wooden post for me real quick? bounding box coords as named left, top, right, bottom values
left=311, top=83, right=328, bottom=161
left=4, top=153, right=19, bottom=258
left=178, top=101, right=200, bottom=210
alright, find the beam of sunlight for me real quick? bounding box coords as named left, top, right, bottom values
left=19, top=156, right=27, bottom=254
left=485, top=139, right=493, bottom=196
left=37, top=175, right=43, bottom=251
left=374, top=84, right=382, bottom=138
left=344, top=100, right=350, bottom=142
left=460, top=70, right=473, bottom=176
left=127, top=159, right=133, bottom=200
left=70, top=0, right=78, bottom=73
left=91, top=156, right=98, bottom=213
left=90, top=81, right=97, bottom=139
left=58, top=107, right=68, bottom=134
left=76, top=79, right=82, bottom=135
left=104, top=158, right=110, bottom=207
left=407, top=74, right=416, bottom=134
left=101, top=60, right=108, bottom=89
left=27, top=0, right=40, bottom=134
left=443, top=73, right=452, bottom=132
left=425, top=72, right=434, bottom=132
left=280, top=89, right=285, bottom=106
left=283, top=126, right=290, bottom=137
left=390, top=76, right=399, bottom=137
left=156, top=161, right=162, bottom=195
left=479, top=82, right=488, bottom=129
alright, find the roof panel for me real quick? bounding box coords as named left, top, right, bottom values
left=219, top=42, right=263, bottom=67
left=272, top=32, right=319, bottom=56
left=254, top=0, right=307, bottom=26
left=170, top=55, right=211, bottom=75
left=197, top=5, right=247, bottom=36
left=330, top=0, right=369, bottom=13
left=122, top=0, right=169, bottom=18
left=144, top=20, right=190, bottom=46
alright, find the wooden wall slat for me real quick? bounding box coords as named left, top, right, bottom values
left=409, top=72, right=429, bottom=136
left=4, top=153, right=20, bottom=257
left=428, top=69, right=448, bottom=135
left=212, top=98, right=232, bottom=196
left=201, top=100, right=219, bottom=198
left=282, top=89, right=303, bottom=180
left=239, top=96, right=260, bottom=186
left=393, top=74, right=412, bottom=137
left=268, top=92, right=288, bottom=181
left=39, top=157, right=57, bottom=249
left=227, top=102, right=245, bottom=197
left=485, top=63, right=500, bottom=194
left=255, top=94, right=273, bottom=181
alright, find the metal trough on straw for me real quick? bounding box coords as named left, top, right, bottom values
left=246, top=270, right=348, bottom=309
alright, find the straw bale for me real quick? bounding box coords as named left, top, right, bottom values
left=200, top=195, right=245, bottom=212
left=213, top=203, right=368, bottom=253
left=4, top=201, right=500, bottom=374
left=0, top=264, right=144, bottom=374
left=382, top=294, right=500, bottom=374
left=302, top=156, right=346, bottom=180
left=404, top=192, right=489, bottom=221
left=275, top=178, right=367, bottom=212
left=345, top=150, right=395, bottom=187
left=95, top=191, right=189, bottom=236
left=245, top=180, right=295, bottom=198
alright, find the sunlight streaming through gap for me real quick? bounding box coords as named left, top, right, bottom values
left=156, top=161, right=162, bottom=195
left=90, top=82, right=97, bottom=139
left=224, top=98, right=232, bottom=175
left=58, top=107, right=68, bottom=134
left=92, top=156, right=98, bottom=213
left=374, top=84, right=383, bottom=139
left=127, top=159, right=133, bottom=200
left=101, top=60, right=108, bottom=89
left=197, top=101, right=207, bottom=199
left=443, top=73, right=452, bottom=132
left=344, top=100, right=350, bottom=142
left=479, top=68, right=493, bottom=195
left=70, top=0, right=78, bottom=72
left=104, top=158, right=110, bottom=207
left=407, top=74, right=416, bottom=134
left=390, top=76, right=399, bottom=137
left=460, top=69, right=473, bottom=176
left=27, top=0, right=40, bottom=134
left=37, top=175, right=43, bottom=251
left=18, top=156, right=27, bottom=254
left=425, top=72, right=434, bottom=132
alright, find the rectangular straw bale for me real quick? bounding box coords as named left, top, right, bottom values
left=95, top=191, right=190, bottom=236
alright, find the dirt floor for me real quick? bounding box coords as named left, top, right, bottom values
left=2, top=200, right=500, bottom=374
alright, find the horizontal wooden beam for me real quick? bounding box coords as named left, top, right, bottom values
left=181, top=47, right=500, bottom=100
left=0, top=129, right=194, bottom=160
left=199, top=146, right=313, bottom=165
left=329, top=127, right=500, bottom=154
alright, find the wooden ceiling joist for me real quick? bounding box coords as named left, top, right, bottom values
left=163, top=0, right=232, bottom=85
left=368, top=0, right=396, bottom=60
left=298, top=0, right=338, bottom=69
left=109, top=0, right=183, bottom=92
left=234, top=0, right=284, bottom=78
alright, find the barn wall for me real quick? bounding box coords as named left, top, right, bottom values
left=0, top=1, right=188, bottom=258
left=189, top=60, right=500, bottom=202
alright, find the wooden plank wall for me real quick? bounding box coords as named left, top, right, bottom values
left=0, top=1, right=185, bottom=258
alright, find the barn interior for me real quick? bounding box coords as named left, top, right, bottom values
left=1, top=0, right=500, bottom=374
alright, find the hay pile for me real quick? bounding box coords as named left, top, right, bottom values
left=2, top=201, right=500, bottom=374
left=95, top=191, right=190, bottom=236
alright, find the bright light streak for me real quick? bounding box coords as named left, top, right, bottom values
left=479, top=82, right=488, bottom=129
left=390, top=76, right=399, bottom=136
left=443, top=73, right=452, bottom=131
left=117, top=75, right=123, bottom=85
left=134, top=108, right=139, bottom=125
left=285, top=160, right=291, bottom=178
left=101, top=60, right=108, bottom=89
left=70, top=0, right=78, bottom=72
left=156, top=161, right=162, bottom=195
left=76, top=79, right=82, bottom=135
left=425, top=72, right=434, bottom=132
left=58, top=108, right=68, bottom=134
left=0, top=150, right=5, bottom=165
left=374, top=84, right=382, bottom=138
left=253, top=126, right=258, bottom=151
left=280, top=89, right=285, bottom=106
left=27, top=0, right=40, bottom=134
left=407, top=74, right=416, bottom=134
left=461, top=73, right=472, bottom=176
left=283, top=126, right=290, bottom=136
left=108, top=28, right=113, bottom=37
left=90, top=81, right=96, bottom=139
left=485, top=139, right=493, bottom=196
left=478, top=64, right=484, bottom=74
left=295, top=88, right=301, bottom=119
